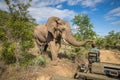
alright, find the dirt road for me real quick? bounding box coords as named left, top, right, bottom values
left=1, top=49, right=120, bottom=80
left=37, top=60, right=77, bottom=80
left=100, top=49, right=120, bottom=64
left=37, top=50, right=120, bottom=80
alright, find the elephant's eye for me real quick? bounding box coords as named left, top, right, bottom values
left=61, top=28, right=65, bottom=31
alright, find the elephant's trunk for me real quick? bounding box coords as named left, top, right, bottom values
left=64, top=32, right=88, bottom=47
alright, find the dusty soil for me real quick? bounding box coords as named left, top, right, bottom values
left=36, top=59, right=77, bottom=80
left=100, top=49, right=120, bottom=64
left=36, top=49, right=120, bottom=80
left=0, top=49, right=120, bottom=80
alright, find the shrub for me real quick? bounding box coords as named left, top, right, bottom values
left=18, top=53, right=35, bottom=67
left=0, top=28, right=8, bottom=42
left=68, top=47, right=89, bottom=61
left=34, top=56, right=46, bottom=67
left=1, top=42, right=16, bottom=64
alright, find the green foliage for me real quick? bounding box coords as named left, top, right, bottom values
left=71, top=14, right=96, bottom=57
left=5, top=0, right=35, bottom=49
left=21, top=40, right=34, bottom=51
left=73, top=47, right=88, bottom=58
left=1, top=42, right=16, bottom=63
left=0, top=10, right=10, bottom=26
left=34, top=56, right=46, bottom=67
left=6, top=20, right=34, bottom=51
left=19, top=53, right=35, bottom=67
left=95, top=31, right=120, bottom=50
left=0, top=28, right=8, bottom=41
left=62, top=45, right=89, bottom=61
left=72, top=14, right=96, bottom=41
left=95, top=37, right=105, bottom=49
left=18, top=54, right=46, bottom=67
left=104, top=31, right=120, bottom=49
left=0, top=0, right=36, bottom=66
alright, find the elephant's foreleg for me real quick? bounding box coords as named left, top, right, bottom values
left=55, top=42, right=61, bottom=61
left=48, top=40, right=58, bottom=61
left=56, top=42, right=61, bottom=55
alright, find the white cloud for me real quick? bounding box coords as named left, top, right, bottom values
left=81, top=0, right=103, bottom=7
left=31, top=0, right=104, bottom=8
left=31, top=0, right=65, bottom=7
left=91, top=8, right=98, bottom=11
left=0, top=0, right=103, bottom=24
left=104, top=16, right=116, bottom=21
left=80, top=11, right=88, bottom=14
left=28, top=7, right=76, bottom=22
left=0, top=0, right=8, bottom=11
left=105, top=7, right=120, bottom=25
left=112, top=20, right=120, bottom=25
left=0, top=0, right=30, bottom=11
left=67, top=0, right=103, bottom=7
left=67, top=0, right=82, bottom=5
left=28, top=0, right=104, bottom=23
left=108, top=7, right=120, bottom=17
left=0, top=0, right=76, bottom=23
left=28, top=0, right=79, bottom=23
left=56, top=4, right=62, bottom=9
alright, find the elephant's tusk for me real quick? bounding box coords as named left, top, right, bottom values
left=62, top=39, right=69, bottom=45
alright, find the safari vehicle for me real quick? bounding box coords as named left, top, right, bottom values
left=74, top=52, right=120, bottom=80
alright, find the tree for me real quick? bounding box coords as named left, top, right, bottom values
left=71, top=14, right=96, bottom=58
left=104, top=31, right=120, bottom=49
left=95, top=31, right=120, bottom=50
left=0, top=0, right=35, bottom=64
left=4, top=0, right=35, bottom=49
left=72, top=14, right=96, bottom=41
left=0, top=10, right=10, bottom=42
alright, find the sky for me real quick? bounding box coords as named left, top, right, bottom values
left=0, top=0, right=120, bottom=36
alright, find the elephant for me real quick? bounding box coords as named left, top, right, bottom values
left=46, top=16, right=62, bottom=38
left=34, top=16, right=93, bottom=61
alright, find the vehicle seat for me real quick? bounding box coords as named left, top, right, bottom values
left=88, top=52, right=98, bottom=64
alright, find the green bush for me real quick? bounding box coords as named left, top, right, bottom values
left=1, top=42, right=16, bottom=64
left=0, top=1, right=36, bottom=66
left=34, top=56, right=46, bottom=67
left=20, top=40, right=34, bottom=52
left=18, top=53, right=35, bottom=67
left=70, top=47, right=89, bottom=60
left=0, top=28, right=8, bottom=42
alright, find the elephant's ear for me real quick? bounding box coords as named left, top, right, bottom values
left=46, top=17, right=61, bottom=37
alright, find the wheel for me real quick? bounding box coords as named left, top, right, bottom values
left=74, top=73, right=78, bottom=79
left=78, top=76, right=86, bottom=80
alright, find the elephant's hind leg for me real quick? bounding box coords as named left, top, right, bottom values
left=43, top=44, right=48, bottom=52
left=40, top=43, right=47, bottom=55
left=35, top=38, right=46, bottom=54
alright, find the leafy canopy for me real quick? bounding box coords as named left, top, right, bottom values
left=72, top=14, right=96, bottom=41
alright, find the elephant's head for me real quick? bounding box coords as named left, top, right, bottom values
left=46, top=17, right=92, bottom=46
left=57, top=20, right=93, bottom=46
left=46, top=16, right=62, bottom=38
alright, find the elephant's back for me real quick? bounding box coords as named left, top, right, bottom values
left=35, top=24, right=47, bottom=31
left=34, top=24, right=48, bottom=42
left=34, top=24, right=47, bottom=34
